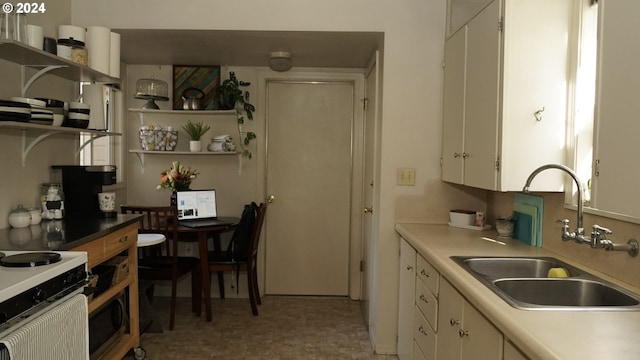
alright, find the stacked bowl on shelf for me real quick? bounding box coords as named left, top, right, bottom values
left=0, top=97, right=92, bottom=128
left=36, top=98, right=65, bottom=126
left=65, top=102, right=90, bottom=129
left=9, top=97, right=54, bottom=125
left=0, top=100, right=31, bottom=122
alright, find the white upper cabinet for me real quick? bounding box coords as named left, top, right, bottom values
left=441, top=26, right=466, bottom=184
left=446, top=0, right=493, bottom=38
left=441, top=0, right=574, bottom=191
left=591, top=0, right=640, bottom=219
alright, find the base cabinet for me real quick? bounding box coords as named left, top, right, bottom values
left=72, top=222, right=140, bottom=360
left=436, top=277, right=503, bottom=360
left=398, top=238, right=439, bottom=360
left=398, top=239, right=417, bottom=360
left=399, top=238, right=504, bottom=360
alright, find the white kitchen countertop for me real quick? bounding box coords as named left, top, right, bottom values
left=395, top=223, right=640, bottom=360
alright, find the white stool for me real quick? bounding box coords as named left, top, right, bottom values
left=137, top=233, right=166, bottom=247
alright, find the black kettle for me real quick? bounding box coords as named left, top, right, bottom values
left=182, top=87, right=205, bottom=110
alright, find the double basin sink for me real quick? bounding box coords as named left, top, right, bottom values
left=451, top=256, right=640, bottom=311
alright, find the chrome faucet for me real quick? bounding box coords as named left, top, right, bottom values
left=523, top=164, right=639, bottom=257
left=523, top=164, right=589, bottom=245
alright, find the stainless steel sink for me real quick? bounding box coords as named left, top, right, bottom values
left=451, top=256, right=640, bottom=311
left=459, top=257, right=580, bottom=278
left=494, top=279, right=640, bottom=308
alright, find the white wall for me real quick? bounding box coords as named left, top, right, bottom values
left=70, top=0, right=492, bottom=353
left=0, top=1, right=76, bottom=229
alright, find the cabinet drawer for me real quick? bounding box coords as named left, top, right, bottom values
left=416, top=255, right=439, bottom=296
left=415, top=277, right=438, bottom=331
left=73, top=223, right=137, bottom=267
left=413, top=306, right=436, bottom=360
left=103, top=226, right=136, bottom=259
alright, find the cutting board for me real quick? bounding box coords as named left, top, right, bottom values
left=515, top=193, right=544, bottom=247
left=513, top=211, right=534, bottom=246
left=514, top=202, right=538, bottom=247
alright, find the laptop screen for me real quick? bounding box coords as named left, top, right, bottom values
left=176, top=190, right=217, bottom=220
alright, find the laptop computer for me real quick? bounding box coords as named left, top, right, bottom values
left=176, top=189, right=224, bottom=227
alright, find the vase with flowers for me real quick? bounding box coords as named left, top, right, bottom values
left=157, top=161, right=198, bottom=206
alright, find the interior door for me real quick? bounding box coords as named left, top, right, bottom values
left=265, top=80, right=354, bottom=295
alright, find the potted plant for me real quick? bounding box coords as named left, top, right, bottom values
left=182, top=120, right=210, bottom=152
left=213, top=71, right=257, bottom=158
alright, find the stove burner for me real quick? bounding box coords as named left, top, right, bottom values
left=0, top=252, right=62, bottom=267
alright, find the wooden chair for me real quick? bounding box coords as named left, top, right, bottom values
left=208, top=202, right=267, bottom=315
left=121, top=205, right=201, bottom=330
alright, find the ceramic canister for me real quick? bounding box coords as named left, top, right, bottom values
left=86, top=26, right=111, bottom=74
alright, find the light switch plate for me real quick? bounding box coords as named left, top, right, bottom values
left=397, top=167, right=415, bottom=186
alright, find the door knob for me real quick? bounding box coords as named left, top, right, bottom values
left=363, top=207, right=373, bottom=214
left=267, top=194, right=275, bottom=203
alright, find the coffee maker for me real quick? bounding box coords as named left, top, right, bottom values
left=51, top=165, right=117, bottom=218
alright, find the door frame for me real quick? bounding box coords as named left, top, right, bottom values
left=256, top=69, right=365, bottom=299
left=361, top=51, right=380, bottom=327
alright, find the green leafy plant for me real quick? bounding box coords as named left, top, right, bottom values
left=213, top=71, right=255, bottom=119
left=213, top=71, right=256, bottom=158
left=181, top=120, right=210, bottom=141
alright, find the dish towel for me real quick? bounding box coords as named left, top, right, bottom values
left=0, top=293, right=88, bottom=360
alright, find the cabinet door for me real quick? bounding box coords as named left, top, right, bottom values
left=504, top=340, right=530, bottom=360
left=442, top=25, right=467, bottom=184
left=460, top=301, right=503, bottom=360
left=463, top=0, right=501, bottom=190
left=436, top=278, right=464, bottom=359
left=398, top=239, right=417, bottom=360
left=592, top=0, right=640, bottom=218
left=499, top=0, right=572, bottom=191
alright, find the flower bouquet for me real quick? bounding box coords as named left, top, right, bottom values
left=157, top=161, right=198, bottom=191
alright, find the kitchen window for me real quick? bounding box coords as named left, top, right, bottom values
left=569, top=0, right=598, bottom=205
left=79, top=84, right=124, bottom=183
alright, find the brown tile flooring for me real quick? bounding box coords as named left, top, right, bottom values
left=127, top=296, right=399, bottom=360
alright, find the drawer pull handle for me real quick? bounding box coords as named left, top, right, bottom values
left=459, top=329, right=468, bottom=337
left=418, top=325, right=428, bottom=335
left=450, top=318, right=459, bottom=326
left=420, top=269, right=429, bottom=278
left=419, top=294, right=429, bottom=303
left=406, top=265, right=414, bottom=271
left=119, top=235, right=128, bottom=243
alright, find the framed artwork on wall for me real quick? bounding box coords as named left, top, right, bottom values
left=172, top=65, right=221, bottom=110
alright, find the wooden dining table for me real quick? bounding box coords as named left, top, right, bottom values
left=176, top=217, right=239, bottom=322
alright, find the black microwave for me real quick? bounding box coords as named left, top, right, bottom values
left=89, top=292, right=127, bottom=359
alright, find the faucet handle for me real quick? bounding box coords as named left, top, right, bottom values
left=555, top=219, right=570, bottom=227
left=592, top=224, right=613, bottom=235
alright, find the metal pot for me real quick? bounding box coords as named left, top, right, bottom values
left=182, top=87, right=205, bottom=110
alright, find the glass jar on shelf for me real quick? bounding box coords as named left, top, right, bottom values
left=40, top=183, right=64, bottom=220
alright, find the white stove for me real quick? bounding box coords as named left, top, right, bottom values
left=0, top=251, right=87, bottom=303
left=0, top=251, right=89, bottom=359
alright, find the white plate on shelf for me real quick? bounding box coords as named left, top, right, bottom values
left=10, top=97, right=46, bottom=107
left=448, top=222, right=492, bottom=231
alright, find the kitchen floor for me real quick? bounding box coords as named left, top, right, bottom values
left=126, top=295, right=399, bottom=360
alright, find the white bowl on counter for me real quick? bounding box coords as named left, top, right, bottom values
left=8, top=205, right=32, bottom=228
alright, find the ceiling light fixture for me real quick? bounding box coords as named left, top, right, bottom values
left=269, top=51, right=292, bottom=72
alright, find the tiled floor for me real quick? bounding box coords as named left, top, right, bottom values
left=127, top=296, right=399, bottom=360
